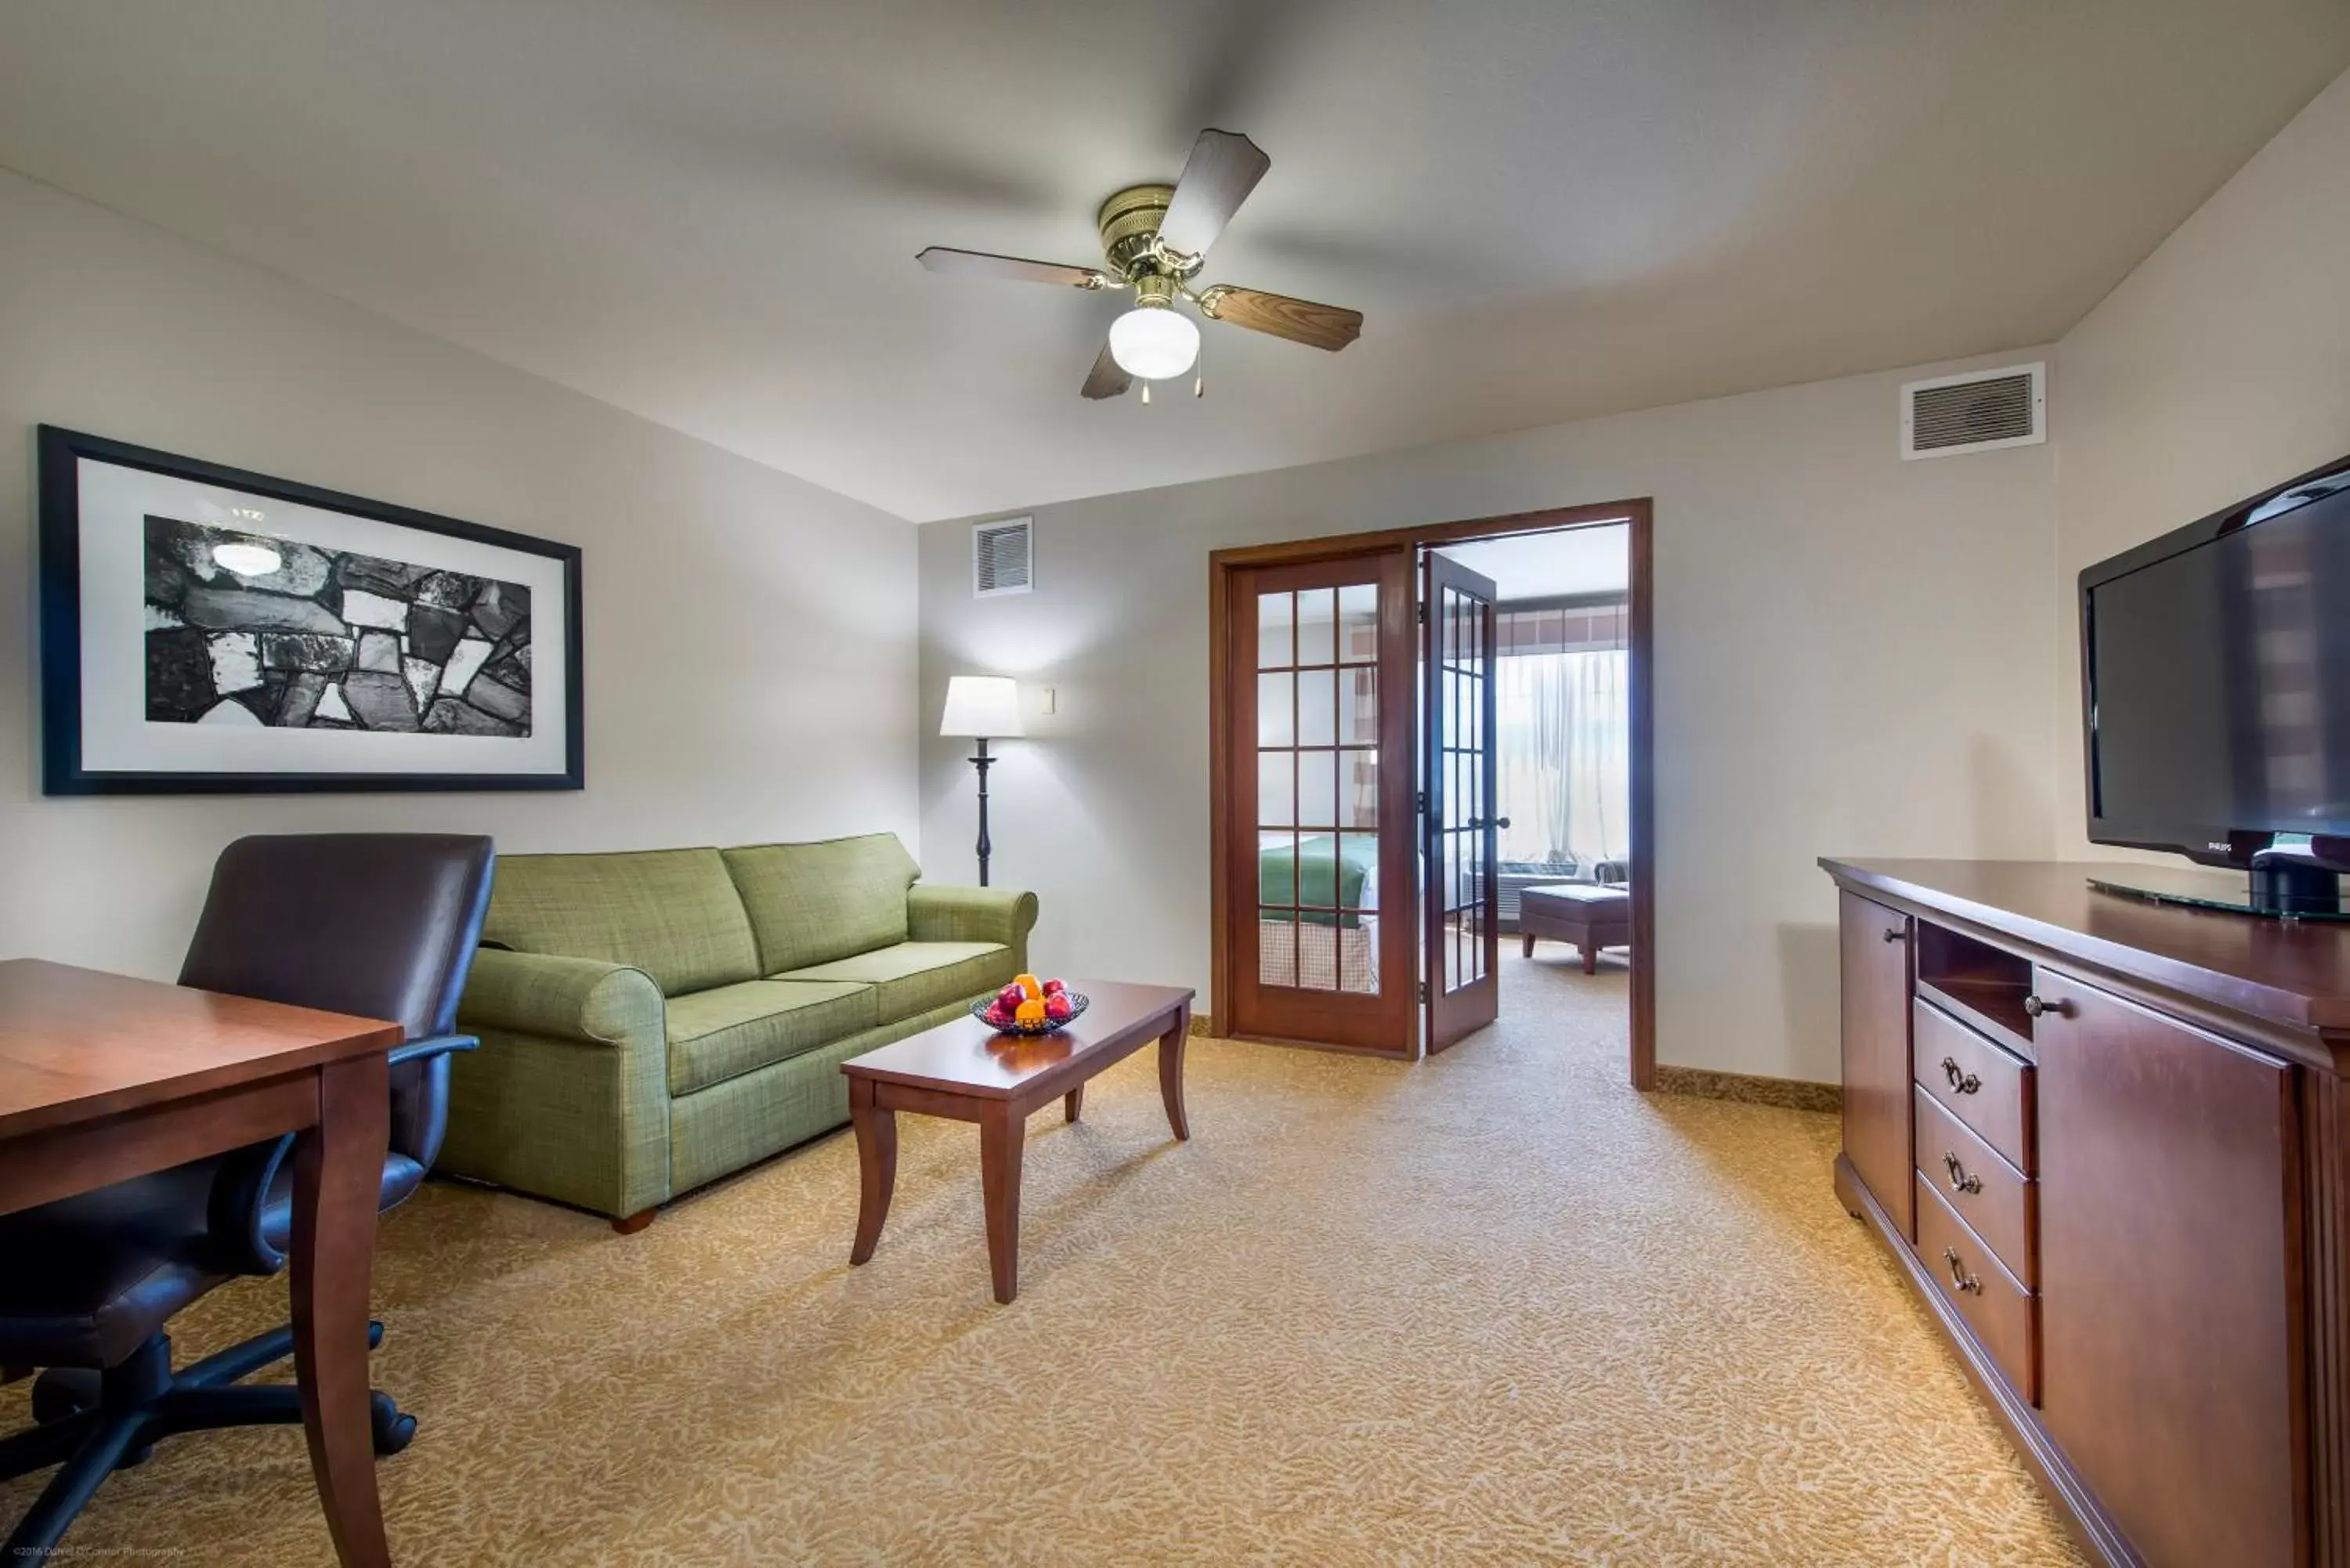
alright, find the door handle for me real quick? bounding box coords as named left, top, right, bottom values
left=1941, top=1056, right=1982, bottom=1095
left=1882, top=927, right=1906, bottom=944
left=1494, top=817, right=1511, bottom=829
left=1942, top=1151, right=1981, bottom=1194
left=2022, top=993, right=2071, bottom=1020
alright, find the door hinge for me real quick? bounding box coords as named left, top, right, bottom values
left=1415, top=790, right=1428, bottom=815
left=1416, top=602, right=1427, bottom=625
left=1418, top=981, right=1429, bottom=1003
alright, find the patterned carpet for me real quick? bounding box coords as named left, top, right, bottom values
left=2, top=952, right=2082, bottom=1565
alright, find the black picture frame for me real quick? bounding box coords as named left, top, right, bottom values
left=38, top=425, right=586, bottom=794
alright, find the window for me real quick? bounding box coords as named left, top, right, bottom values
left=1494, top=603, right=1629, bottom=872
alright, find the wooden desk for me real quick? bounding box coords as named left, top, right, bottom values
left=0, top=959, right=403, bottom=1568
left=841, top=980, right=1195, bottom=1303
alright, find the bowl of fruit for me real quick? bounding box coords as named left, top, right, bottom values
left=974, top=974, right=1086, bottom=1036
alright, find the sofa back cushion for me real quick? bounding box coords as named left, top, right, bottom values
left=723, top=833, right=920, bottom=975
left=484, top=847, right=761, bottom=996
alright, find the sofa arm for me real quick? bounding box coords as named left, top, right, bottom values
left=457, top=948, right=663, bottom=1046
left=443, top=948, right=674, bottom=1220
left=908, top=883, right=1039, bottom=963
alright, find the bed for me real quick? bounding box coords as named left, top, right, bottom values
left=1258, top=833, right=1379, bottom=992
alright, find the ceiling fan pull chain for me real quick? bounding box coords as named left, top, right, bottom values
left=1195, top=334, right=1206, bottom=399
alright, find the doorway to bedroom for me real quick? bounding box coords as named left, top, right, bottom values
left=1208, top=502, right=1654, bottom=1081
left=1423, top=525, right=1635, bottom=1051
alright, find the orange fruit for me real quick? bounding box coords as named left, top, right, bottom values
left=1014, top=997, right=1048, bottom=1027
left=1014, top=972, right=1043, bottom=999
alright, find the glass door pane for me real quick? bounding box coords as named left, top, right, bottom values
left=1241, top=565, right=1394, bottom=1014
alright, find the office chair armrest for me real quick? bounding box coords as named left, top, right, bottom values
left=201, top=1036, right=475, bottom=1274
left=206, top=1135, right=298, bottom=1276
left=389, top=1031, right=479, bottom=1068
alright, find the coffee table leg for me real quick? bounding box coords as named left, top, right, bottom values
left=1158, top=1006, right=1191, bottom=1142
left=1582, top=940, right=1598, bottom=975
left=978, top=1107, right=1025, bottom=1303
left=1521, top=930, right=1535, bottom=958
left=848, top=1078, right=897, bottom=1266
left=1065, top=1085, right=1083, bottom=1123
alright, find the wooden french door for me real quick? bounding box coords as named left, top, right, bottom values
left=1423, top=550, right=1501, bottom=1051
left=1222, top=551, right=1418, bottom=1053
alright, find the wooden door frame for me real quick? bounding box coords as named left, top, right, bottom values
left=1208, top=497, right=1658, bottom=1086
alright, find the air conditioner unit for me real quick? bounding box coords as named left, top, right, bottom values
left=1901, top=363, right=2046, bottom=460
left=972, top=516, right=1033, bottom=598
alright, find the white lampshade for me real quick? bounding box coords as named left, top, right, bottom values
left=1108, top=304, right=1201, bottom=380
left=940, top=675, right=1024, bottom=738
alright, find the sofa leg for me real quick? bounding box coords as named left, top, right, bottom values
left=611, top=1209, right=656, bottom=1235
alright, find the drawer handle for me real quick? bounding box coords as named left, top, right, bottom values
left=1940, top=1056, right=1982, bottom=1095
left=1942, top=1151, right=1982, bottom=1195
left=1882, top=927, right=1906, bottom=944
left=2022, top=993, right=2071, bottom=1020
left=1943, top=1246, right=1983, bottom=1295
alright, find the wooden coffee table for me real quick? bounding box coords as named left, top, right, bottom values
left=840, top=979, right=1195, bottom=1303
left=1520, top=883, right=1632, bottom=974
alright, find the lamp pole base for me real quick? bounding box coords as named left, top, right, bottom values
left=970, top=738, right=994, bottom=887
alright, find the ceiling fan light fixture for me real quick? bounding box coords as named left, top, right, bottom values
left=1107, top=303, right=1199, bottom=381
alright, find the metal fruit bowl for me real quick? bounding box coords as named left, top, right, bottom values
left=972, top=991, right=1089, bottom=1036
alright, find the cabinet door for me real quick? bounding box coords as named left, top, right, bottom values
left=1839, top=891, right=1913, bottom=1237
left=2035, top=970, right=2298, bottom=1568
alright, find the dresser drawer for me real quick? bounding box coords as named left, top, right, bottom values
left=1914, top=999, right=2035, bottom=1173
left=1914, top=1086, right=2035, bottom=1287
left=1914, top=1172, right=2037, bottom=1402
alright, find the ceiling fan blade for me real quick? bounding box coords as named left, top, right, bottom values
left=1154, top=129, right=1270, bottom=259
left=916, top=247, right=1113, bottom=290
left=1200, top=286, right=1363, bottom=351
left=1081, top=341, right=1133, bottom=400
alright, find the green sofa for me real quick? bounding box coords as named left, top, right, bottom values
left=438, top=833, right=1036, bottom=1230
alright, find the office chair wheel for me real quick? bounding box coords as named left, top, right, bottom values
left=29, top=1367, right=99, bottom=1425
left=369, top=1391, right=416, bottom=1456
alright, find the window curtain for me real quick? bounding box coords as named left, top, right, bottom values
left=1495, top=650, right=1629, bottom=869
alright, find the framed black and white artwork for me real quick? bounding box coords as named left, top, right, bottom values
left=38, top=425, right=585, bottom=793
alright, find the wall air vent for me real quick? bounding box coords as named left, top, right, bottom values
left=973, top=516, right=1033, bottom=598
left=1901, top=363, right=2046, bottom=460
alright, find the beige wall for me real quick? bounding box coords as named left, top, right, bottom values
left=918, top=352, right=2061, bottom=1084
left=2052, top=67, right=2350, bottom=858
left=0, top=168, right=920, bottom=979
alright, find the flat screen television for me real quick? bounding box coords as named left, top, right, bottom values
left=2081, top=450, right=2350, bottom=915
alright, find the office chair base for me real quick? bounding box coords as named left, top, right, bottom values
left=0, top=1324, right=414, bottom=1557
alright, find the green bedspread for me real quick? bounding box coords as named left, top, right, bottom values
left=1260, top=833, right=1376, bottom=928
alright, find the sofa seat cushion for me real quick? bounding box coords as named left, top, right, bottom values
left=773, top=941, right=1015, bottom=1027
left=486, top=847, right=762, bottom=997
left=666, top=980, right=877, bottom=1097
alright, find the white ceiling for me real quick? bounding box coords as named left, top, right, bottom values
left=1437, top=526, right=1629, bottom=602
left=3, top=2, right=2346, bottom=523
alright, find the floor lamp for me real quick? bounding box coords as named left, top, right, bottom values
left=939, top=676, right=1023, bottom=887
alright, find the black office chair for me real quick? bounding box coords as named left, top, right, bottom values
left=0, top=833, right=494, bottom=1558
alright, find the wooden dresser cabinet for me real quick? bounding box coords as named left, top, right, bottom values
left=1823, top=859, right=2345, bottom=1568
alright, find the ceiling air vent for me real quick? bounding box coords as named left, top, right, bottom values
left=1901, top=363, right=2046, bottom=460
left=973, top=516, right=1033, bottom=598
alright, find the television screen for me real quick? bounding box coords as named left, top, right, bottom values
left=2084, top=457, right=2350, bottom=863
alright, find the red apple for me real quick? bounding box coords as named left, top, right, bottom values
left=1044, top=994, right=1074, bottom=1022
left=1041, top=977, right=1067, bottom=996
left=995, top=983, right=1026, bottom=1013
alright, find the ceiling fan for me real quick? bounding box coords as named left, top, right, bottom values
left=917, top=128, right=1364, bottom=401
